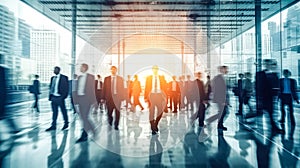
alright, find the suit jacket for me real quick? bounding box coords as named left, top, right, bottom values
left=237, top=79, right=243, bottom=97
left=76, top=73, right=96, bottom=104
left=49, top=74, right=69, bottom=100
left=144, top=75, right=167, bottom=101
left=132, top=80, right=142, bottom=95
left=33, top=79, right=40, bottom=95
left=279, top=78, right=298, bottom=101
left=195, top=79, right=206, bottom=102
left=212, top=74, right=227, bottom=104
left=256, top=70, right=279, bottom=102
left=102, top=75, right=125, bottom=101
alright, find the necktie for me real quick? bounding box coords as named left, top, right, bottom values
left=50, top=76, right=57, bottom=94
left=154, top=76, right=158, bottom=93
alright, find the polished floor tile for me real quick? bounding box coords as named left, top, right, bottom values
left=0, top=96, right=299, bottom=168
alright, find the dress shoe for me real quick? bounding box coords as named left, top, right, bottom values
left=45, top=126, right=56, bottom=131
left=76, top=137, right=88, bottom=143
left=61, top=124, right=69, bottom=130
left=114, top=126, right=119, bottom=131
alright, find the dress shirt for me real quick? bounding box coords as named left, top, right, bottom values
left=53, top=74, right=61, bottom=96
left=78, top=73, right=87, bottom=96
left=111, top=76, right=117, bottom=94
left=283, top=78, right=291, bottom=94
left=152, top=75, right=161, bottom=93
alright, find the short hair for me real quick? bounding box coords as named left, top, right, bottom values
left=81, top=63, right=89, bottom=70
left=54, top=66, right=61, bottom=71
left=97, top=74, right=101, bottom=78
left=152, top=65, right=159, bottom=70
left=111, top=66, right=117, bottom=70
left=35, top=74, right=39, bottom=78
left=283, top=69, right=290, bottom=76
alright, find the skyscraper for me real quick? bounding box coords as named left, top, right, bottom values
left=30, top=29, right=60, bottom=83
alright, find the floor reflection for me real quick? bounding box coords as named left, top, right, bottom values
left=48, top=131, right=68, bottom=168
left=145, top=135, right=163, bottom=168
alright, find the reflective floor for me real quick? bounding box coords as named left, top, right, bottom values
left=0, top=96, right=299, bottom=168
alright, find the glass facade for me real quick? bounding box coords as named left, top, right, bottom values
left=0, top=0, right=299, bottom=100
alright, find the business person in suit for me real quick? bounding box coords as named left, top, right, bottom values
left=279, top=69, right=299, bottom=126
left=194, top=72, right=207, bottom=127
left=168, top=76, right=180, bottom=113
left=256, top=59, right=284, bottom=134
left=76, top=63, right=97, bottom=143
left=211, top=66, right=229, bottom=131
left=46, top=66, right=69, bottom=131
left=144, top=65, right=167, bottom=135
left=236, top=73, right=244, bottom=115
left=32, top=74, right=41, bottom=113
left=94, top=74, right=103, bottom=113
left=102, top=66, right=125, bottom=130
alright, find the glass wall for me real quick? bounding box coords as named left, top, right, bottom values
left=0, top=0, right=98, bottom=83
left=0, top=0, right=86, bottom=103
left=221, top=1, right=300, bottom=86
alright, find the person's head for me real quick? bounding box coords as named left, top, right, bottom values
left=238, top=73, right=244, bottom=79
left=73, top=74, right=78, bottom=79
left=97, top=74, right=101, bottom=79
left=127, top=75, right=131, bottom=79
left=152, top=65, right=159, bottom=75
left=134, top=74, right=138, bottom=80
left=283, top=69, right=291, bottom=78
left=181, top=75, right=185, bottom=80
left=219, top=65, right=228, bottom=74
left=80, top=63, right=88, bottom=73
left=187, top=75, right=191, bottom=80
left=263, top=59, right=277, bottom=70
left=195, top=72, right=202, bottom=79
left=35, top=75, right=39, bottom=79
left=110, top=66, right=117, bottom=76
left=172, top=75, right=176, bottom=81
left=53, top=66, right=61, bottom=75
left=245, top=72, right=252, bottom=79
left=207, top=75, right=210, bottom=80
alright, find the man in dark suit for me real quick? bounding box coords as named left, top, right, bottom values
left=168, top=76, right=180, bottom=113
left=46, top=66, right=69, bottom=131
left=144, top=65, right=167, bottom=135
left=256, top=59, right=284, bottom=134
left=194, top=72, right=207, bottom=127
left=94, top=74, right=103, bottom=113
left=102, top=66, right=125, bottom=130
left=236, top=73, right=244, bottom=115
left=76, top=63, right=97, bottom=142
left=279, top=69, right=299, bottom=126
left=32, top=74, right=41, bottom=113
